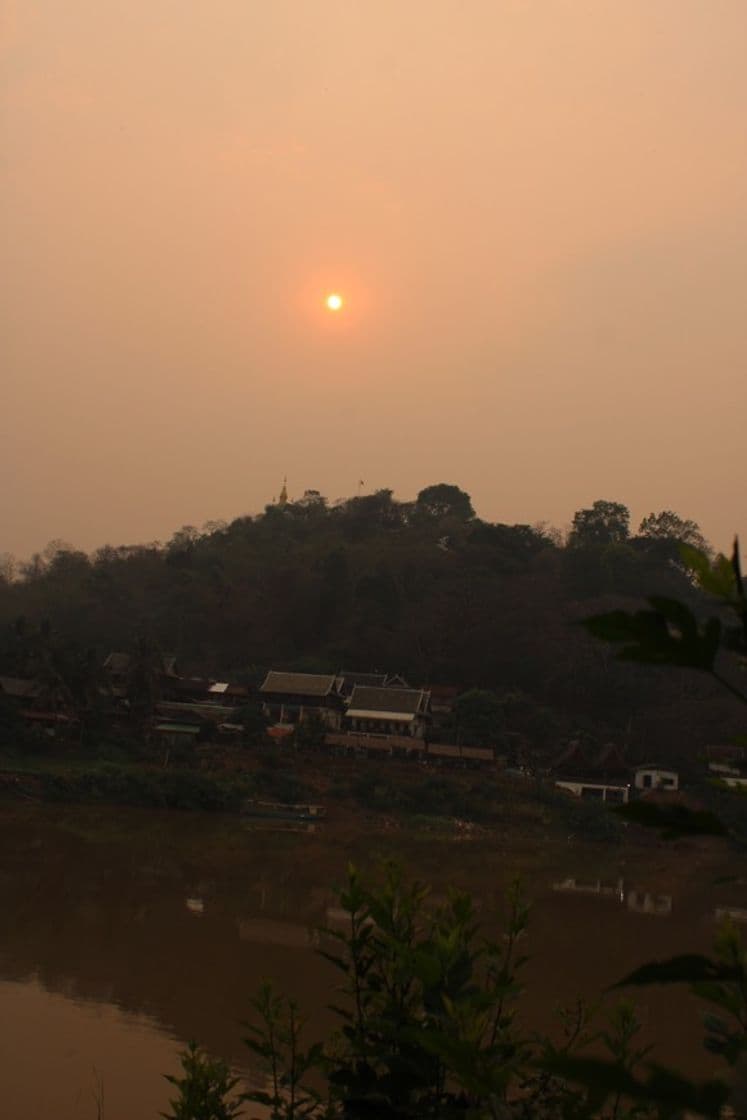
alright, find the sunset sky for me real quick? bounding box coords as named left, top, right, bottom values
left=3, top=0, right=745, bottom=558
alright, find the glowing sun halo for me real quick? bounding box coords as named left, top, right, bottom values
left=325, top=293, right=343, bottom=312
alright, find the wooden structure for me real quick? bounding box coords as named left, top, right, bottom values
left=345, top=685, right=431, bottom=738
left=259, top=671, right=345, bottom=728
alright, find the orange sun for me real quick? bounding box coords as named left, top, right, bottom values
left=325, top=293, right=343, bottom=311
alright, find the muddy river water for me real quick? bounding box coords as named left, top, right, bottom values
left=0, top=804, right=743, bottom=1118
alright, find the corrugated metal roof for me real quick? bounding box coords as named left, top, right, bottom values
left=348, top=685, right=428, bottom=715
left=260, top=671, right=339, bottom=697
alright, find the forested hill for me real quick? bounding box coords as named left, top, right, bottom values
left=0, top=485, right=741, bottom=761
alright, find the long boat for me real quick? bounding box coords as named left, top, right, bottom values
left=241, top=800, right=326, bottom=822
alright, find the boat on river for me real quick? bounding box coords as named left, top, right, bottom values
left=240, top=800, right=326, bottom=822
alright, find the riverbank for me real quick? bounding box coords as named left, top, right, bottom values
left=0, top=743, right=630, bottom=847
left=4, top=741, right=746, bottom=870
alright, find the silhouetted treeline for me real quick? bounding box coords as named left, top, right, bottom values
left=0, top=485, right=740, bottom=760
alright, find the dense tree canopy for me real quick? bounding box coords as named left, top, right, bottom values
left=415, top=483, right=475, bottom=521
left=568, top=500, right=631, bottom=547
left=454, top=689, right=505, bottom=747
left=0, top=485, right=737, bottom=763
left=638, top=509, right=710, bottom=552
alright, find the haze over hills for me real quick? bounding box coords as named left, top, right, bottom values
left=4, top=4, right=747, bottom=561
left=0, top=484, right=742, bottom=765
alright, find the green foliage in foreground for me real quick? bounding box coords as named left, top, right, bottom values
left=582, top=538, right=746, bottom=706
left=167, top=862, right=746, bottom=1120
left=583, top=536, right=746, bottom=845
left=162, top=1042, right=242, bottom=1119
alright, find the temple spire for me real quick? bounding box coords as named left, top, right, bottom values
left=278, top=476, right=288, bottom=507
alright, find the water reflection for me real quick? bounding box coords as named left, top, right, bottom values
left=0, top=806, right=743, bottom=1118
left=237, top=918, right=320, bottom=949
left=244, top=820, right=320, bottom=835
left=627, top=891, right=673, bottom=916
left=715, top=906, right=747, bottom=923
left=552, top=877, right=673, bottom=916
left=553, top=876, right=625, bottom=901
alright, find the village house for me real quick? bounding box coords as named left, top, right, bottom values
left=344, top=685, right=431, bottom=739
left=708, top=760, right=747, bottom=789
left=337, top=671, right=388, bottom=698
left=152, top=676, right=251, bottom=743
left=158, top=675, right=249, bottom=713
left=259, top=671, right=346, bottom=728
left=159, top=676, right=217, bottom=703
left=554, top=777, right=630, bottom=804
left=552, top=741, right=630, bottom=804
left=705, top=743, right=747, bottom=764
left=633, top=764, right=679, bottom=792
left=706, top=745, right=747, bottom=788
left=154, top=697, right=240, bottom=727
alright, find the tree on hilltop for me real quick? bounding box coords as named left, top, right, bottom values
left=638, top=509, right=710, bottom=553
left=569, top=500, right=630, bottom=548
left=415, top=483, right=475, bottom=521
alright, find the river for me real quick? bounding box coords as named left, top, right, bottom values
left=0, top=803, right=742, bottom=1117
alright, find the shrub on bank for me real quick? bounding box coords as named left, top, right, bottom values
left=532, top=782, right=623, bottom=842
left=22, top=759, right=316, bottom=812
left=346, top=766, right=622, bottom=837
left=36, top=764, right=252, bottom=812
left=349, top=768, right=502, bottom=822
left=251, top=766, right=311, bottom=804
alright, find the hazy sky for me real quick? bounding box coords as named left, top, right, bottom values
left=3, top=0, right=745, bottom=558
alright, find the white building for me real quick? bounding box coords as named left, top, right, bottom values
left=633, top=765, right=679, bottom=792
left=555, top=779, right=629, bottom=804
left=345, top=685, right=431, bottom=738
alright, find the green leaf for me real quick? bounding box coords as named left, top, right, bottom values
left=581, top=600, right=721, bottom=672
left=539, top=1053, right=729, bottom=1117
left=680, top=544, right=738, bottom=601
left=242, top=1089, right=274, bottom=1106
left=613, top=954, right=743, bottom=988
left=316, top=948, right=353, bottom=973
left=732, top=536, right=744, bottom=599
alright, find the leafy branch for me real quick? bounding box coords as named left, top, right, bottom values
left=582, top=538, right=747, bottom=706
